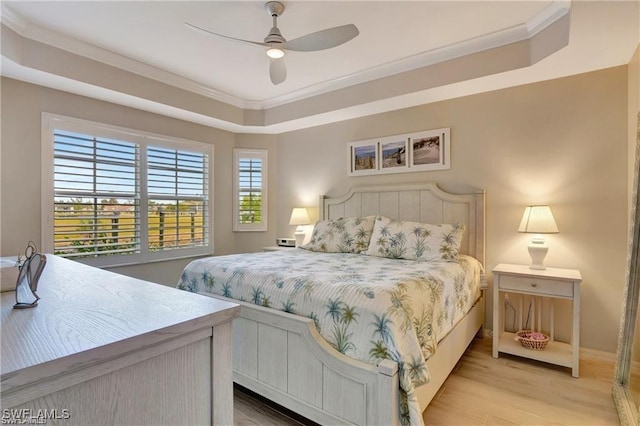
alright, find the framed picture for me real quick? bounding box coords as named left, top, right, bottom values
left=409, top=128, right=450, bottom=171
left=379, top=137, right=408, bottom=173
left=348, top=139, right=378, bottom=176
left=347, top=127, right=450, bottom=176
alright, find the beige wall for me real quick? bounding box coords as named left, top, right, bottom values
left=0, top=66, right=630, bottom=352
left=0, top=78, right=277, bottom=285
left=276, top=67, right=629, bottom=352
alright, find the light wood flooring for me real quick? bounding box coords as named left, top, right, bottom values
left=234, top=336, right=620, bottom=426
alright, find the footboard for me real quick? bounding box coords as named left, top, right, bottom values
left=204, top=294, right=400, bottom=426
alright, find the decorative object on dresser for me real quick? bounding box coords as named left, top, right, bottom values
left=518, top=205, right=559, bottom=270
left=492, top=263, right=581, bottom=377
left=13, top=241, right=46, bottom=309
left=288, top=207, right=310, bottom=247
left=1, top=255, right=240, bottom=425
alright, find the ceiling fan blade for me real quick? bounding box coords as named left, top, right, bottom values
left=281, top=24, right=359, bottom=52
left=269, top=58, right=287, bottom=85
left=185, top=22, right=268, bottom=48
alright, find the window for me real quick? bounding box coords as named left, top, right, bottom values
left=42, top=114, right=213, bottom=267
left=233, top=149, right=267, bottom=231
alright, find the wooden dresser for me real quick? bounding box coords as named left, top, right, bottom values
left=1, top=255, right=240, bottom=425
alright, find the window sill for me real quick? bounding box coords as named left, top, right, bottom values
left=68, top=249, right=214, bottom=269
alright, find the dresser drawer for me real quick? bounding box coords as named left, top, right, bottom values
left=498, top=275, right=573, bottom=297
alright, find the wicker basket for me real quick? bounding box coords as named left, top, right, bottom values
left=515, top=330, right=550, bottom=350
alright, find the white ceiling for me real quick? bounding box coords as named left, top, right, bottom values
left=1, top=1, right=639, bottom=133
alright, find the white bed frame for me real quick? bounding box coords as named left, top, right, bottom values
left=214, top=182, right=485, bottom=425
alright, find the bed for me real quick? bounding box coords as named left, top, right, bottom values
left=179, top=182, right=485, bottom=426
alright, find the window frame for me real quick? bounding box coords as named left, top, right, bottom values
left=41, top=113, right=214, bottom=268
left=233, top=148, right=268, bottom=232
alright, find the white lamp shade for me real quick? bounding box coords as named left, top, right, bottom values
left=518, top=205, right=558, bottom=270
left=289, top=208, right=310, bottom=247
left=518, top=205, right=559, bottom=234
left=289, top=208, right=310, bottom=226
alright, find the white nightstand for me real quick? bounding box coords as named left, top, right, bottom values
left=492, top=263, right=582, bottom=377
left=262, top=246, right=297, bottom=252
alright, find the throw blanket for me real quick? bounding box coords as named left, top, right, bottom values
left=178, top=250, right=482, bottom=425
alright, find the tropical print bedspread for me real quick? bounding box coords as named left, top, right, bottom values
left=178, top=249, right=482, bottom=426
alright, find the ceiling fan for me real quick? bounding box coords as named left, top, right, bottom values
left=186, top=1, right=359, bottom=85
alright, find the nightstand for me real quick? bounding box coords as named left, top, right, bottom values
left=492, top=263, right=582, bottom=377
left=262, top=246, right=297, bottom=252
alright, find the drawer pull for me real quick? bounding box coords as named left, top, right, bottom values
left=530, top=283, right=538, bottom=287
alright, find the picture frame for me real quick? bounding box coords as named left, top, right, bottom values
left=348, top=139, right=378, bottom=176
left=409, top=128, right=450, bottom=172
left=347, top=128, right=450, bottom=176
left=379, top=137, right=408, bottom=174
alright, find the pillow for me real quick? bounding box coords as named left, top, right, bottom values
left=366, top=216, right=465, bottom=261
left=302, top=216, right=376, bottom=254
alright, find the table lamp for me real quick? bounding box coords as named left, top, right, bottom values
left=289, top=207, right=310, bottom=247
left=518, top=205, right=559, bottom=270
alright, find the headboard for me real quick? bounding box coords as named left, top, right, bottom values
left=320, top=182, right=485, bottom=266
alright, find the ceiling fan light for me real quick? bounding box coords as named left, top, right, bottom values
left=266, top=47, right=285, bottom=59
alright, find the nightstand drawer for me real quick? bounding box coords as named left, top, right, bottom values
left=499, top=275, right=573, bottom=297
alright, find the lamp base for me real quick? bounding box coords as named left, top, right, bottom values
left=527, top=240, right=549, bottom=270
left=294, top=227, right=305, bottom=247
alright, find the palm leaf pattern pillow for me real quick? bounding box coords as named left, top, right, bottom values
left=302, top=216, right=376, bottom=253
left=366, top=216, right=465, bottom=261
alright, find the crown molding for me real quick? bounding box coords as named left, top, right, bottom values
left=1, top=1, right=570, bottom=112
left=260, top=1, right=571, bottom=109
left=526, top=0, right=571, bottom=36
left=0, top=3, right=249, bottom=109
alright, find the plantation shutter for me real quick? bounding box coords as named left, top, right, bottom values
left=53, top=130, right=140, bottom=258
left=147, top=147, right=209, bottom=251
left=233, top=149, right=267, bottom=231
left=45, top=115, right=214, bottom=267
left=238, top=158, right=262, bottom=223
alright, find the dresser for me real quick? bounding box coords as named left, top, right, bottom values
left=1, top=255, right=240, bottom=425
left=492, top=263, right=581, bottom=377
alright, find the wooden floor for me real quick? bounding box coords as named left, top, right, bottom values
left=422, top=337, right=619, bottom=425
left=233, top=336, right=621, bottom=426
